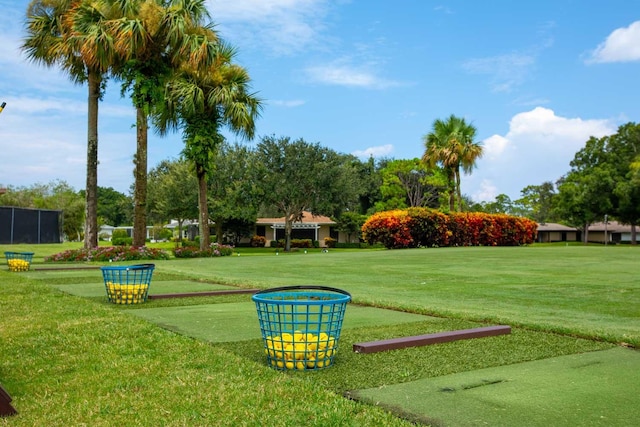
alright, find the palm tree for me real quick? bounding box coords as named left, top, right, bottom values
left=422, top=114, right=483, bottom=211
left=157, top=46, right=262, bottom=250
left=22, top=0, right=120, bottom=248
left=110, top=0, right=222, bottom=247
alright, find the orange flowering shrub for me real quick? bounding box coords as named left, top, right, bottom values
left=361, top=210, right=414, bottom=249
left=362, top=208, right=537, bottom=249
left=406, top=207, right=450, bottom=247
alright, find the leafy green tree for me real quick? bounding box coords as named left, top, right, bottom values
left=336, top=211, right=366, bottom=243
left=514, top=182, right=557, bottom=223
left=479, top=194, right=514, bottom=215
left=606, top=123, right=640, bottom=243
left=113, top=0, right=222, bottom=247
left=629, top=154, right=640, bottom=240
left=555, top=136, right=615, bottom=242
left=147, top=159, right=198, bottom=243
left=255, top=136, right=359, bottom=251
left=352, top=156, right=383, bottom=215
left=422, top=115, right=483, bottom=211
left=375, top=158, right=446, bottom=211
left=89, top=187, right=131, bottom=226
left=208, top=143, right=261, bottom=245
left=22, top=0, right=123, bottom=248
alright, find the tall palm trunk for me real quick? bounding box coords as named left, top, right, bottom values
left=196, top=166, right=210, bottom=250
left=454, top=167, right=462, bottom=212
left=446, top=168, right=455, bottom=212
left=133, top=106, right=148, bottom=247
left=84, top=72, right=100, bottom=248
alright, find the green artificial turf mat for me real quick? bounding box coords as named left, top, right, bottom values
left=130, top=302, right=431, bottom=343
left=52, top=280, right=237, bottom=298
left=20, top=269, right=102, bottom=280
left=352, top=347, right=640, bottom=427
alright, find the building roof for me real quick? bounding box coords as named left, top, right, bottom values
left=256, top=211, right=336, bottom=225
left=536, top=223, right=577, bottom=232
left=537, top=221, right=636, bottom=233
left=588, top=221, right=634, bottom=232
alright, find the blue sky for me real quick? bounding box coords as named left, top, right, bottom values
left=1, top=0, right=639, bottom=202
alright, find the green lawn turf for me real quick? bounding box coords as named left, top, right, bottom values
left=352, top=347, right=640, bottom=427
left=1, top=245, right=638, bottom=426
left=153, top=245, right=640, bottom=347
left=0, top=272, right=410, bottom=426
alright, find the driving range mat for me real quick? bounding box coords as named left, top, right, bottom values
left=129, top=302, right=432, bottom=343
left=52, top=280, right=239, bottom=298
left=351, top=347, right=640, bottom=426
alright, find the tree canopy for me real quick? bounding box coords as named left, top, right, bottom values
left=255, top=135, right=360, bottom=251
left=375, top=158, right=446, bottom=211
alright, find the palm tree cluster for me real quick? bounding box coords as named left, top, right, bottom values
left=22, top=0, right=261, bottom=249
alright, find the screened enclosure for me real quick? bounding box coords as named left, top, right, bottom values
left=0, top=207, right=62, bottom=244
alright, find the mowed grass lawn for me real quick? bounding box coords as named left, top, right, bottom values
left=0, top=244, right=638, bottom=426
left=158, top=245, right=640, bottom=347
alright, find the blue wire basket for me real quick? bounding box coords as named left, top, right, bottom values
left=4, top=251, right=34, bottom=272
left=101, top=264, right=155, bottom=304
left=252, top=285, right=351, bottom=371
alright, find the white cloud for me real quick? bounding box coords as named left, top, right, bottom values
left=465, top=107, right=616, bottom=202
left=463, top=53, right=535, bottom=92
left=482, top=134, right=509, bottom=159
left=352, top=144, right=394, bottom=158
left=473, top=180, right=499, bottom=202
left=269, top=99, right=306, bottom=108
left=506, top=107, right=613, bottom=143
left=305, top=62, right=400, bottom=89
left=586, top=21, right=640, bottom=63
left=207, top=0, right=329, bottom=55
left=462, top=23, right=555, bottom=93
left=511, top=96, right=551, bottom=107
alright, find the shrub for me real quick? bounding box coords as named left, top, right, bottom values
left=45, top=246, right=170, bottom=262
left=111, top=229, right=129, bottom=239
left=406, top=207, right=450, bottom=247
left=324, top=237, right=337, bottom=248
left=152, top=226, right=173, bottom=241
left=362, top=208, right=537, bottom=249
left=335, top=242, right=362, bottom=248
left=212, top=243, right=234, bottom=257
left=172, top=243, right=234, bottom=258
left=361, top=210, right=414, bottom=249
left=172, top=246, right=204, bottom=258
left=250, top=235, right=267, bottom=247
left=291, top=239, right=313, bottom=248
left=112, top=237, right=133, bottom=246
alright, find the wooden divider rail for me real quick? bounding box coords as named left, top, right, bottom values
left=0, top=384, right=17, bottom=417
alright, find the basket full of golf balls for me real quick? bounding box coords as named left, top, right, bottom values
left=5, top=251, right=34, bottom=272
left=101, top=263, right=155, bottom=304
left=252, top=285, right=351, bottom=371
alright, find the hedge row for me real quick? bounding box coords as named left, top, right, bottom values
left=270, top=239, right=318, bottom=248
left=361, top=208, right=537, bottom=249
left=172, top=243, right=234, bottom=258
